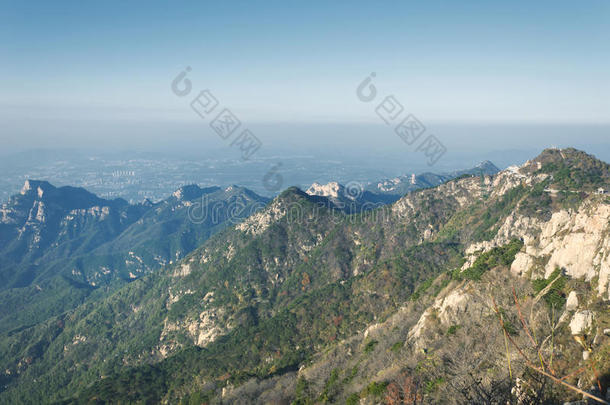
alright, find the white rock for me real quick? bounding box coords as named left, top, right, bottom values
left=306, top=182, right=342, bottom=199
left=173, top=262, right=192, bottom=277
left=464, top=198, right=610, bottom=299
left=436, top=290, right=472, bottom=325
left=236, top=200, right=287, bottom=236
left=569, top=310, right=594, bottom=336
left=542, top=205, right=610, bottom=284
left=21, top=180, right=32, bottom=194
left=511, top=252, right=534, bottom=276
left=407, top=289, right=488, bottom=347
left=566, top=291, right=578, bottom=311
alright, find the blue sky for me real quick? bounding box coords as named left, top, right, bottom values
left=1, top=1, right=609, bottom=151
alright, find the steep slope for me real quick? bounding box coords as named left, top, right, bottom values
left=0, top=182, right=269, bottom=333
left=282, top=148, right=610, bottom=404
left=0, top=180, right=477, bottom=403
left=1, top=148, right=609, bottom=404
left=0, top=180, right=140, bottom=288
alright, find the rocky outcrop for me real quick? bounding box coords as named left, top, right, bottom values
left=509, top=202, right=610, bottom=299
left=236, top=199, right=287, bottom=236
left=306, top=182, right=343, bottom=199
left=569, top=310, right=594, bottom=336
left=566, top=291, right=579, bottom=311
left=407, top=287, right=490, bottom=348
left=458, top=159, right=610, bottom=299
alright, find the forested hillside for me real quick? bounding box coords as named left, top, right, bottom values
left=1, top=148, right=609, bottom=404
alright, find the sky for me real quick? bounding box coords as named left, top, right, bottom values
left=1, top=0, right=609, bottom=156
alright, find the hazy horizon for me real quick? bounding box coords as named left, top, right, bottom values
left=1, top=0, right=609, bottom=198
left=2, top=1, right=609, bottom=157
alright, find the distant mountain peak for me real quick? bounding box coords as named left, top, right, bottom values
left=532, top=147, right=598, bottom=165
left=278, top=186, right=313, bottom=201
left=20, top=179, right=55, bottom=196
left=525, top=147, right=608, bottom=173
left=1, top=179, right=269, bottom=294
left=475, top=160, right=499, bottom=171
left=16, top=180, right=110, bottom=211
left=270, top=186, right=341, bottom=211
left=172, top=184, right=221, bottom=201
left=498, top=147, right=610, bottom=193
left=306, top=181, right=343, bottom=199
left=367, top=161, right=500, bottom=197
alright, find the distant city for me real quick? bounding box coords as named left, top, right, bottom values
left=0, top=149, right=415, bottom=203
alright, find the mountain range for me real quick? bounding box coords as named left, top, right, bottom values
left=366, top=160, right=500, bottom=197
left=305, top=161, right=501, bottom=211
left=0, top=149, right=609, bottom=404
left=0, top=181, right=269, bottom=333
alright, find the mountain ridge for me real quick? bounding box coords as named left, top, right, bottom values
left=0, top=181, right=270, bottom=333
left=365, top=159, right=501, bottom=197
left=1, top=148, right=609, bottom=404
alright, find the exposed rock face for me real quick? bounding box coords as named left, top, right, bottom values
left=458, top=159, right=610, bottom=299
left=236, top=199, right=287, bottom=236
left=510, top=202, right=610, bottom=299
left=435, top=289, right=475, bottom=325
left=465, top=212, right=543, bottom=270
left=392, top=175, right=488, bottom=220
left=0, top=181, right=130, bottom=269
left=1, top=180, right=269, bottom=291
left=407, top=287, right=490, bottom=348
left=173, top=260, right=194, bottom=277
left=305, top=181, right=398, bottom=213
left=490, top=166, right=527, bottom=198
left=306, top=182, right=343, bottom=199
left=160, top=305, right=227, bottom=353
left=3, top=149, right=609, bottom=404
left=566, top=291, right=579, bottom=311
left=541, top=205, right=609, bottom=279
left=569, top=310, right=594, bottom=336
left=191, top=308, right=225, bottom=347
left=510, top=252, right=535, bottom=277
